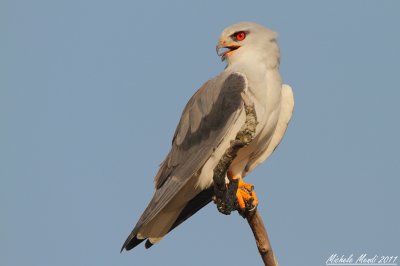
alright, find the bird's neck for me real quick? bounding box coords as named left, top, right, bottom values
left=226, top=45, right=280, bottom=70
left=226, top=60, right=272, bottom=82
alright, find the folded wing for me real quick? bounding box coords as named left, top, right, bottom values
left=122, top=72, right=249, bottom=251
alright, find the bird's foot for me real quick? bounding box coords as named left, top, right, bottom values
left=213, top=171, right=258, bottom=216
left=228, top=171, right=258, bottom=217
left=235, top=178, right=258, bottom=211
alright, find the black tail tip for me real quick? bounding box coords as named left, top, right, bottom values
left=145, top=240, right=154, bottom=249
left=121, top=234, right=146, bottom=252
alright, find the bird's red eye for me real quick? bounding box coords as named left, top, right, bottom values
left=235, top=31, right=246, bottom=41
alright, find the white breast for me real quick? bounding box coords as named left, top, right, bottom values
left=228, top=66, right=284, bottom=177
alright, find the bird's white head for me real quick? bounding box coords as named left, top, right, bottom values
left=216, top=22, right=280, bottom=68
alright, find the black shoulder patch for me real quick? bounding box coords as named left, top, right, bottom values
left=178, top=73, right=246, bottom=150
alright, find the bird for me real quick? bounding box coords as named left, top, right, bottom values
left=121, top=21, right=294, bottom=251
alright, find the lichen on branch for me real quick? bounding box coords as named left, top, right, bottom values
left=212, top=93, right=258, bottom=214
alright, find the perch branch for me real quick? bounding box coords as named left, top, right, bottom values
left=212, top=93, right=278, bottom=266
left=246, top=209, right=279, bottom=266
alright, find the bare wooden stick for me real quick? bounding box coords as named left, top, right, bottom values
left=246, top=209, right=279, bottom=266
left=212, top=93, right=278, bottom=266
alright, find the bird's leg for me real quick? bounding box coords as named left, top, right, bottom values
left=227, top=171, right=259, bottom=217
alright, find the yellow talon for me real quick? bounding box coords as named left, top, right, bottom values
left=227, top=171, right=259, bottom=210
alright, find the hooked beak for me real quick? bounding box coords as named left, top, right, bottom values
left=216, top=43, right=241, bottom=61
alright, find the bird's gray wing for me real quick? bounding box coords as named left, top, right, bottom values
left=156, top=72, right=248, bottom=188
left=122, top=72, right=248, bottom=249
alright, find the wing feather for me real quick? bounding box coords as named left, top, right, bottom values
left=122, top=73, right=248, bottom=250
left=157, top=72, right=247, bottom=188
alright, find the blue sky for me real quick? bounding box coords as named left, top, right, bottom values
left=1, top=1, right=399, bottom=265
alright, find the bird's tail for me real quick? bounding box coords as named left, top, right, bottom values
left=121, top=187, right=214, bottom=251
